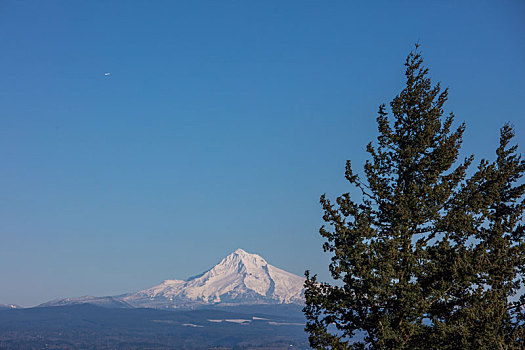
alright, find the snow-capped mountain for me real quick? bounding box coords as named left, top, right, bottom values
left=39, top=249, right=305, bottom=310
left=123, top=249, right=304, bottom=309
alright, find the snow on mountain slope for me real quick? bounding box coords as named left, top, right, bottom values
left=122, top=249, right=305, bottom=309
left=39, top=296, right=133, bottom=309
left=35, top=249, right=305, bottom=310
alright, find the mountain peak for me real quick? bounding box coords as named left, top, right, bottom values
left=123, top=249, right=304, bottom=309
left=219, top=249, right=270, bottom=274
left=226, top=248, right=266, bottom=260
left=230, top=248, right=261, bottom=260
left=38, top=249, right=305, bottom=310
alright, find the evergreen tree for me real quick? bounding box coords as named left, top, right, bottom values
left=304, top=46, right=525, bottom=349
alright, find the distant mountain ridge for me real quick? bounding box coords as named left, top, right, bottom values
left=39, top=249, right=305, bottom=310
left=39, top=296, right=132, bottom=309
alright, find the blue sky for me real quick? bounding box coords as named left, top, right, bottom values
left=1, top=1, right=524, bottom=306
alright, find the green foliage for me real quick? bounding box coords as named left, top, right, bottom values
left=304, top=46, right=525, bottom=349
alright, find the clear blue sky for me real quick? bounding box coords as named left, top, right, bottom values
left=1, top=1, right=524, bottom=307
